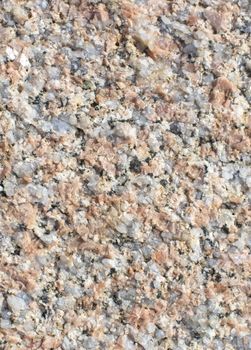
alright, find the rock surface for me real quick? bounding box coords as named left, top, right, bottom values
left=0, top=0, right=250, bottom=349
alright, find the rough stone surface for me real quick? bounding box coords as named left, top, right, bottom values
left=0, top=0, right=250, bottom=349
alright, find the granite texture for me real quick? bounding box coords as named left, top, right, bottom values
left=0, top=0, right=250, bottom=349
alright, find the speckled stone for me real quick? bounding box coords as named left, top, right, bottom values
left=0, top=0, right=250, bottom=349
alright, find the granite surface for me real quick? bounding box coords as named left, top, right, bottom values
left=0, top=0, right=250, bottom=349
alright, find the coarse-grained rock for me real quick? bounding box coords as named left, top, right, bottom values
left=0, top=0, right=250, bottom=349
